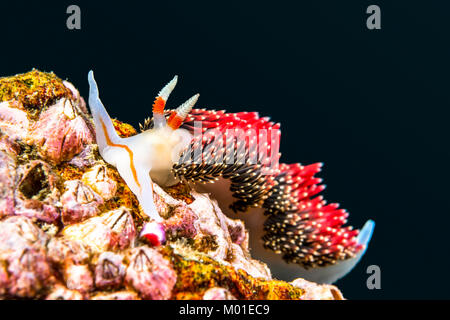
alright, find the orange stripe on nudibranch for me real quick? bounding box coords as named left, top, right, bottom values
left=167, top=112, right=183, bottom=130
left=152, top=96, right=166, bottom=115
left=100, top=119, right=141, bottom=190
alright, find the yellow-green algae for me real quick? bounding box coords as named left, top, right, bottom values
left=0, top=69, right=73, bottom=109
left=162, top=247, right=304, bottom=300
left=2, top=70, right=306, bottom=300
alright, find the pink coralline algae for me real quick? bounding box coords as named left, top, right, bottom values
left=61, top=180, right=104, bottom=224
left=125, top=246, right=177, bottom=300
left=31, top=98, right=94, bottom=164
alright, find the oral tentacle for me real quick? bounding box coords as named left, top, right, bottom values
left=153, top=75, right=178, bottom=129
left=87, top=70, right=122, bottom=151
left=167, top=94, right=200, bottom=130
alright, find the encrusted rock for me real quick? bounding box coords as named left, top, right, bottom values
left=125, top=246, right=177, bottom=300
left=0, top=69, right=73, bottom=108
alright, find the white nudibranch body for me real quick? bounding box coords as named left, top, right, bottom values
left=87, top=71, right=197, bottom=223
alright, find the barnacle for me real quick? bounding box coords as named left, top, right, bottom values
left=87, top=71, right=375, bottom=284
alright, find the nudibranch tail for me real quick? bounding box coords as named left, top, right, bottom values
left=153, top=75, right=178, bottom=129
left=167, top=94, right=200, bottom=130
left=293, top=219, right=375, bottom=284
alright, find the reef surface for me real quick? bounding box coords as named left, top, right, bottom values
left=0, top=70, right=343, bottom=300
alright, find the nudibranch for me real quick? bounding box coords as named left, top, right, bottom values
left=87, top=71, right=374, bottom=283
